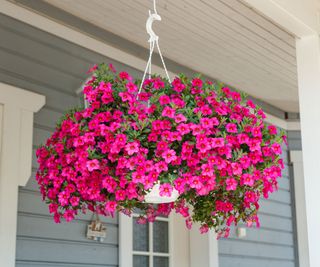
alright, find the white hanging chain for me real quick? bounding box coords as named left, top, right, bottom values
left=137, top=0, right=171, bottom=96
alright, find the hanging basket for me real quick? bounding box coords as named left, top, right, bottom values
left=36, top=63, right=286, bottom=236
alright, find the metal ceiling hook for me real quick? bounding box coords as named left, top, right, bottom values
left=146, top=10, right=161, bottom=42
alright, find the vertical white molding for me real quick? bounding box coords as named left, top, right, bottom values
left=190, top=225, right=219, bottom=267
left=296, top=35, right=320, bottom=267
left=171, top=214, right=190, bottom=267
left=0, top=83, right=45, bottom=267
left=119, top=213, right=133, bottom=267
left=290, top=151, right=310, bottom=267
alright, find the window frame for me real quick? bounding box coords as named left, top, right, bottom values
left=119, top=212, right=173, bottom=267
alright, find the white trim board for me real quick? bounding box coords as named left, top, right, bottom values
left=290, top=151, right=310, bottom=267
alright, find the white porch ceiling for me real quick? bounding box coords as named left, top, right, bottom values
left=44, top=0, right=299, bottom=112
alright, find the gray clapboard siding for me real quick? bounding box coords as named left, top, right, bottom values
left=219, top=256, right=295, bottom=267
left=288, top=130, right=302, bottom=151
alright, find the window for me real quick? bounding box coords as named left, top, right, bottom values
left=132, top=214, right=170, bottom=267
left=119, top=209, right=218, bottom=267
left=119, top=212, right=174, bottom=267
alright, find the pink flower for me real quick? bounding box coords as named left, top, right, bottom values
left=199, top=224, right=209, bottom=234
left=211, top=138, right=225, bottom=148
left=115, top=190, right=126, bottom=201
left=49, top=203, right=58, bottom=214
left=271, top=143, right=282, bottom=155
left=119, top=71, right=130, bottom=80
left=174, top=178, right=186, bottom=194
left=126, top=82, right=137, bottom=93
left=172, top=78, right=186, bottom=92
left=70, top=196, right=80, bottom=207
left=201, top=163, right=214, bottom=176
left=162, top=149, right=177, bottom=164
left=159, top=183, right=173, bottom=197
left=157, top=141, right=168, bottom=151
left=177, top=123, right=190, bottom=135
left=54, top=213, right=61, bottom=223
left=105, top=201, right=117, bottom=213
left=132, top=172, right=146, bottom=183
left=115, top=134, right=127, bottom=145
left=251, top=127, right=262, bottom=138
left=241, top=174, right=255, bottom=187
left=192, top=78, right=203, bottom=88
left=58, top=191, right=69, bottom=206
left=159, top=95, right=170, bottom=105
left=185, top=217, right=193, bottom=229
left=155, top=161, right=168, bottom=173
left=268, top=125, right=277, bottom=135
left=86, top=159, right=100, bottom=172
left=237, top=133, right=249, bottom=144
left=231, top=162, right=243, bottom=176
left=189, top=176, right=202, bottom=189
left=244, top=191, right=258, bottom=203
left=63, top=210, right=75, bottom=222
left=162, top=106, right=175, bottom=118
left=175, top=114, right=187, bottom=123
left=226, top=178, right=237, bottom=191
left=200, top=118, right=213, bottom=129
left=125, top=141, right=139, bottom=155
left=226, top=123, right=237, bottom=133
left=196, top=141, right=211, bottom=153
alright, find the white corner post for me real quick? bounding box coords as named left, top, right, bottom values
left=290, top=151, right=309, bottom=267
left=0, top=82, right=45, bottom=267
left=189, top=225, right=219, bottom=267
left=295, top=35, right=320, bottom=267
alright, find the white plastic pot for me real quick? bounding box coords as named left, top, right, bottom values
left=144, top=182, right=179, bottom=203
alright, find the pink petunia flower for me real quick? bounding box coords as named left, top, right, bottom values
left=159, top=183, right=173, bottom=197
left=225, top=178, right=238, bottom=191
left=211, top=138, right=225, bottom=148
left=162, top=106, right=176, bottom=118
left=159, top=95, right=170, bottom=105
left=241, top=174, right=255, bottom=187
left=86, top=159, right=100, bottom=172
left=226, top=123, right=238, bottom=133
left=162, top=149, right=177, bottom=164
left=105, top=201, right=117, bottom=213
left=125, top=141, right=139, bottom=155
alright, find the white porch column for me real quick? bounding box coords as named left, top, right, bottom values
left=296, top=35, right=320, bottom=267
left=0, top=82, right=45, bottom=267
left=189, top=225, right=219, bottom=267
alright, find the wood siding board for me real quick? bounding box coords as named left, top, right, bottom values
left=219, top=255, right=295, bottom=267
left=16, top=238, right=118, bottom=265
left=218, top=239, right=295, bottom=260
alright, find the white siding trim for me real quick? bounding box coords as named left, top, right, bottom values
left=0, top=83, right=45, bottom=267
left=119, top=213, right=133, bottom=267
left=290, top=151, right=310, bottom=267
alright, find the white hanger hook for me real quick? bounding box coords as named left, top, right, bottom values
left=146, top=10, right=161, bottom=43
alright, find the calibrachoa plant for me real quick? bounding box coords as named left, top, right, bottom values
left=36, top=63, right=286, bottom=237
